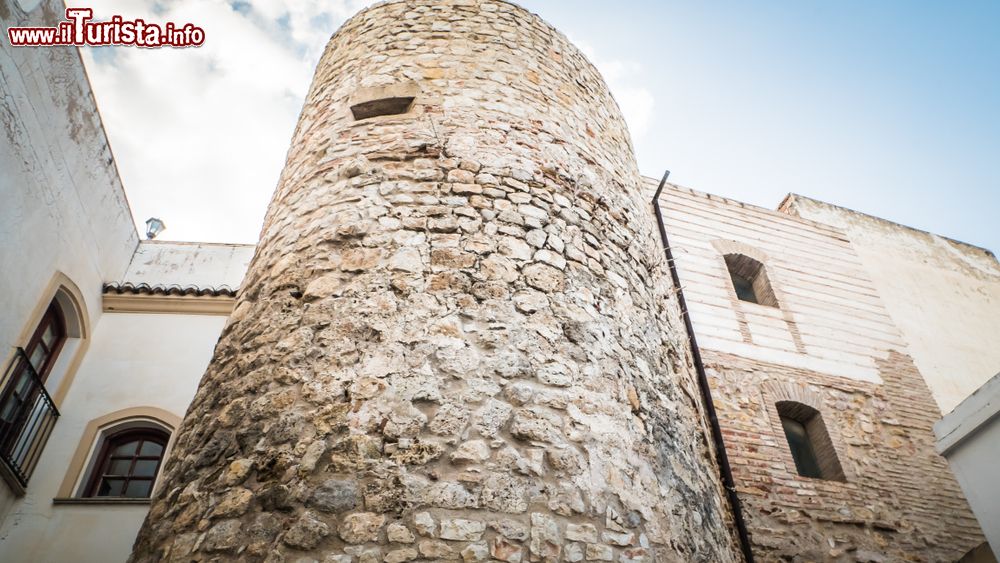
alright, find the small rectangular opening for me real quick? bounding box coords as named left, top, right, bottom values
left=350, top=96, right=415, bottom=120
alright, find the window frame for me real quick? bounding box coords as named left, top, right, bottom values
left=55, top=408, right=180, bottom=500
left=82, top=427, right=169, bottom=499
left=1, top=301, right=67, bottom=423
left=24, top=302, right=68, bottom=382
left=0, top=301, right=67, bottom=458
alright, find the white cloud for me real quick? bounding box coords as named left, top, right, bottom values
left=66, top=0, right=375, bottom=243
left=65, top=2, right=651, bottom=243
left=573, top=38, right=655, bottom=141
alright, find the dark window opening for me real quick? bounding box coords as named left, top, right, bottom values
left=776, top=401, right=845, bottom=482
left=350, top=96, right=415, bottom=120
left=724, top=253, right=778, bottom=307
left=781, top=416, right=823, bottom=478
left=730, top=272, right=758, bottom=304
left=84, top=428, right=169, bottom=498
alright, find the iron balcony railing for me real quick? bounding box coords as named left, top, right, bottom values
left=0, top=348, right=60, bottom=489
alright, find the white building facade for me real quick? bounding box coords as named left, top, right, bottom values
left=0, top=2, right=251, bottom=560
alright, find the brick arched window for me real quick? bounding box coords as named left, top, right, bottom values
left=724, top=253, right=778, bottom=307
left=84, top=427, right=169, bottom=498
left=776, top=401, right=845, bottom=482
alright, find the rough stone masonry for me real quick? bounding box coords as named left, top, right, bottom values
left=129, top=1, right=743, bottom=561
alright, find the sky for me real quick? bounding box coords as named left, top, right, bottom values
left=67, top=0, right=999, bottom=253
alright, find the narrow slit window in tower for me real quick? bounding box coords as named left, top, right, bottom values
left=350, top=96, right=415, bottom=120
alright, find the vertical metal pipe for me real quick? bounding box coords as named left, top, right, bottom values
left=651, top=171, right=756, bottom=563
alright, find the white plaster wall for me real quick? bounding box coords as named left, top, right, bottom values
left=0, top=0, right=137, bottom=526
left=936, top=373, right=1000, bottom=558
left=0, top=3, right=249, bottom=559
left=0, top=312, right=227, bottom=563
left=942, top=432, right=1000, bottom=559
left=785, top=196, right=1000, bottom=414
left=0, top=0, right=138, bottom=364
left=122, top=241, right=255, bottom=289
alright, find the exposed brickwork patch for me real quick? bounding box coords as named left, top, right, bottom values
left=706, top=349, right=982, bottom=561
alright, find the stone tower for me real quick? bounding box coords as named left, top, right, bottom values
left=130, top=1, right=743, bottom=561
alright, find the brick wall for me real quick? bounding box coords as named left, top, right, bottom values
left=658, top=183, right=984, bottom=561
left=706, top=349, right=981, bottom=561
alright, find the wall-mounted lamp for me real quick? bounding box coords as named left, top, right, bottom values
left=145, top=217, right=166, bottom=240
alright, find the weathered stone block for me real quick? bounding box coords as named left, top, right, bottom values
left=439, top=518, right=486, bottom=541
left=565, top=523, right=598, bottom=543
left=211, top=487, right=253, bottom=519
left=413, top=512, right=436, bottom=537
left=309, top=479, right=358, bottom=513
left=585, top=543, right=613, bottom=561
left=202, top=519, right=242, bottom=552
left=387, top=522, right=415, bottom=544
left=339, top=513, right=386, bottom=544
left=284, top=512, right=331, bottom=550
left=460, top=541, right=489, bottom=562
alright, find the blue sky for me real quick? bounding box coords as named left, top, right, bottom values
left=74, top=0, right=999, bottom=253
left=521, top=0, right=1000, bottom=252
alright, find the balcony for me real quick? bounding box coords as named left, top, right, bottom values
left=0, top=348, right=60, bottom=492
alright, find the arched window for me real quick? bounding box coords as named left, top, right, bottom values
left=83, top=428, right=169, bottom=498
left=24, top=302, right=67, bottom=381
left=724, top=253, right=778, bottom=307
left=776, top=401, right=845, bottom=481
left=0, top=300, right=67, bottom=486
left=1, top=302, right=65, bottom=421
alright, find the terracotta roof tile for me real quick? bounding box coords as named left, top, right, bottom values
left=102, top=282, right=237, bottom=297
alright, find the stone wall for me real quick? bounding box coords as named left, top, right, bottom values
left=129, top=1, right=742, bottom=562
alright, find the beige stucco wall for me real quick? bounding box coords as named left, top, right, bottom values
left=0, top=312, right=228, bottom=563
left=0, top=4, right=253, bottom=557
left=0, top=235, right=250, bottom=560
left=783, top=195, right=1000, bottom=414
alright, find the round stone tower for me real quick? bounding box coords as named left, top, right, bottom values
left=130, top=2, right=743, bottom=562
